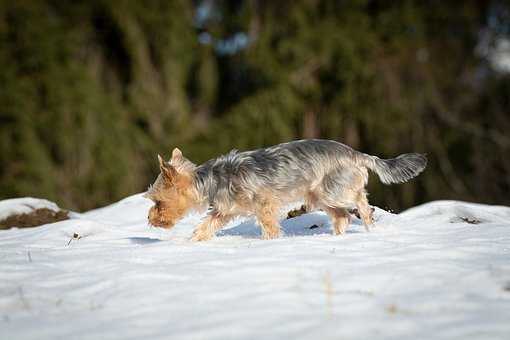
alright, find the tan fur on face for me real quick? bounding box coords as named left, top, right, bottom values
left=147, top=182, right=195, bottom=228
left=146, top=152, right=201, bottom=229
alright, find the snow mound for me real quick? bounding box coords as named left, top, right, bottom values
left=0, top=197, right=62, bottom=221
left=401, top=200, right=510, bottom=224
left=1, top=195, right=509, bottom=340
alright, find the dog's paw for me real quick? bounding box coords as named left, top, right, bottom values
left=333, top=228, right=346, bottom=236
left=261, top=232, right=281, bottom=240
left=190, top=230, right=213, bottom=242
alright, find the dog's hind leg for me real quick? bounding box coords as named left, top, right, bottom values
left=191, top=212, right=231, bottom=241
left=324, top=207, right=351, bottom=235
left=356, top=191, right=374, bottom=232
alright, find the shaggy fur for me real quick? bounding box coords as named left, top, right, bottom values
left=145, top=139, right=427, bottom=241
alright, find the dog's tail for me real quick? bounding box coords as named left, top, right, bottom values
left=361, top=152, right=427, bottom=184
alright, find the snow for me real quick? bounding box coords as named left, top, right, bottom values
left=489, top=38, right=510, bottom=74
left=1, top=194, right=509, bottom=340
left=0, top=197, right=62, bottom=221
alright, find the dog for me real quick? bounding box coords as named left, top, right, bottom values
left=145, top=139, right=427, bottom=241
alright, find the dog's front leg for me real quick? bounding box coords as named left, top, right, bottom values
left=256, top=204, right=281, bottom=239
left=253, top=194, right=281, bottom=239
left=191, top=212, right=230, bottom=242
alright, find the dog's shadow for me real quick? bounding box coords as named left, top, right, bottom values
left=218, top=212, right=362, bottom=239
left=127, top=236, right=163, bottom=245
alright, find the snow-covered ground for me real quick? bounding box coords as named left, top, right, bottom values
left=0, top=194, right=509, bottom=340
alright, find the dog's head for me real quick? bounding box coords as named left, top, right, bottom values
left=145, top=148, right=198, bottom=229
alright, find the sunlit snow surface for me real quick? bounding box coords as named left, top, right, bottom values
left=1, top=194, right=509, bottom=339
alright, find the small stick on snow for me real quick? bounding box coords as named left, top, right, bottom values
left=17, top=286, right=30, bottom=310
left=67, top=233, right=81, bottom=246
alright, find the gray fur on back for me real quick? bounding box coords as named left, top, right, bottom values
left=192, top=139, right=426, bottom=210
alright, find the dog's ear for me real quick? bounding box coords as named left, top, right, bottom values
left=158, top=154, right=177, bottom=181
left=171, top=147, right=183, bottom=162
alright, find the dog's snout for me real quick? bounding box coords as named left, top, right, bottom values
left=147, top=204, right=175, bottom=229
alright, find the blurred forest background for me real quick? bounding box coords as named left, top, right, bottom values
left=1, top=0, right=510, bottom=212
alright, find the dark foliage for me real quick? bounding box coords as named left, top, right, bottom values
left=1, top=1, right=509, bottom=211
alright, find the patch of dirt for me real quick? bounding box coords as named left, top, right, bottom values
left=450, top=216, right=482, bottom=225
left=0, top=208, right=69, bottom=230
left=286, top=205, right=375, bottom=220
left=460, top=216, right=481, bottom=224
left=286, top=205, right=308, bottom=219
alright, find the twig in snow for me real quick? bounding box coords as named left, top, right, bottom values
left=386, top=304, right=398, bottom=314
left=67, top=233, right=82, bottom=246
left=17, top=286, right=30, bottom=310
left=324, top=272, right=333, bottom=317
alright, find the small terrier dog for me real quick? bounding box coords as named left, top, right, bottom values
left=145, top=139, right=426, bottom=241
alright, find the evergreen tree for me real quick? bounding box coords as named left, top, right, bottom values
left=0, top=1, right=508, bottom=211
